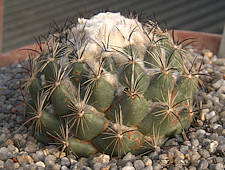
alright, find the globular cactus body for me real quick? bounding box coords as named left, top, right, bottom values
left=23, top=12, right=202, bottom=157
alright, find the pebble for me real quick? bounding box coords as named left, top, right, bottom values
left=190, top=151, right=201, bottom=161
left=0, top=147, right=12, bottom=161
left=217, top=144, right=225, bottom=155
left=93, top=162, right=103, bottom=170
left=209, top=141, right=218, bottom=153
left=143, top=157, right=152, bottom=166
left=61, top=165, right=70, bottom=170
left=4, top=159, right=14, bottom=170
left=198, top=149, right=210, bottom=158
left=217, top=136, right=225, bottom=145
left=92, top=154, right=110, bottom=164
left=209, top=163, right=224, bottom=170
left=159, top=154, right=168, bottom=160
left=149, top=151, right=159, bottom=160
left=210, top=115, right=220, bottom=123
left=122, top=166, right=135, bottom=170
left=214, top=156, right=223, bottom=164
left=198, top=158, right=208, bottom=169
left=122, top=152, right=136, bottom=161
left=0, top=160, right=4, bottom=168
left=24, top=141, right=39, bottom=153
left=206, top=111, right=216, bottom=120
left=0, top=43, right=224, bottom=169
left=160, top=159, right=169, bottom=166
left=180, top=145, right=189, bottom=154
left=191, top=139, right=200, bottom=148
left=202, top=50, right=213, bottom=58
left=16, top=153, right=34, bottom=165
left=7, top=144, right=19, bottom=153
left=141, top=166, right=153, bottom=170
left=35, top=161, right=46, bottom=167
left=218, top=85, right=225, bottom=94
left=183, top=140, right=191, bottom=146
left=61, top=157, right=71, bottom=167
left=14, top=162, right=20, bottom=169
left=44, top=155, right=57, bottom=167
left=201, top=108, right=210, bottom=116
left=175, top=150, right=185, bottom=160
left=152, top=163, right=162, bottom=170
left=0, top=133, right=7, bottom=143
left=189, top=166, right=197, bottom=170
left=110, top=165, right=118, bottom=170
left=212, top=79, right=224, bottom=89
left=32, top=150, right=45, bottom=162
left=133, top=160, right=145, bottom=169
left=125, top=161, right=133, bottom=167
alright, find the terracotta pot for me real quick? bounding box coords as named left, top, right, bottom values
left=0, top=44, right=41, bottom=67
left=169, top=30, right=222, bottom=55
left=0, top=30, right=222, bottom=68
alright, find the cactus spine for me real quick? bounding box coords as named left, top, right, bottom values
left=23, top=12, right=202, bottom=157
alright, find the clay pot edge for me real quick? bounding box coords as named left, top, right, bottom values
left=0, top=30, right=222, bottom=68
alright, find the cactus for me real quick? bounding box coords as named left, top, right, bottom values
left=23, top=12, right=202, bottom=158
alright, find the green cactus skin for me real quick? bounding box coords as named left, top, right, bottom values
left=70, top=62, right=90, bottom=87
left=139, top=106, right=192, bottom=137
left=28, top=77, right=41, bottom=104
left=69, top=137, right=98, bottom=157
left=50, top=84, right=73, bottom=116
left=23, top=12, right=202, bottom=158
left=88, top=77, right=115, bottom=112
left=25, top=100, right=62, bottom=135
left=40, top=111, right=62, bottom=133
left=174, top=76, right=199, bottom=102
left=69, top=107, right=108, bottom=140
left=144, top=46, right=161, bottom=69
left=122, top=63, right=149, bottom=94
left=33, top=131, right=55, bottom=145
left=166, top=49, right=184, bottom=72
left=42, top=61, right=59, bottom=81
left=144, top=72, right=175, bottom=102
left=115, top=95, right=149, bottom=125
left=93, top=128, right=144, bottom=156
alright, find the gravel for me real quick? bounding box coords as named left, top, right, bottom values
left=0, top=49, right=224, bottom=169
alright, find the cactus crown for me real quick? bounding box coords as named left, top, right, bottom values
left=23, top=12, right=201, bottom=158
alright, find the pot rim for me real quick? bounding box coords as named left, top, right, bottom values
left=0, top=30, right=222, bottom=67
left=168, top=30, right=222, bottom=55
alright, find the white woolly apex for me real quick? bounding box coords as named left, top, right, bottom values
left=69, top=12, right=154, bottom=86
left=76, top=12, right=148, bottom=44
left=70, top=12, right=151, bottom=60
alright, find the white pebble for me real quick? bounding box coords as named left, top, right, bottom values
left=218, top=85, right=225, bottom=94
left=213, top=79, right=224, bottom=89
left=202, top=109, right=209, bottom=115
left=205, top=111, right=216, bottom=120
left=209, top=141, right=218, bottom=153
left=219, top=93, right=225, bottom=101
left=211, top=124, right=222, bottom=129
left=212, top=96, right=220, bottom=105
left=122, top=166, right=135, bottom=170
left=35, top=161, right=45, bottom=167
left=196, top=129, right=206, bottom=136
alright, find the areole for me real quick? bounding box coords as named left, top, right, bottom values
left=1, top=12, right=223, bottom=157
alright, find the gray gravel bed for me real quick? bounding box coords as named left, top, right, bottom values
left=0, top=50, right=224, bottom=170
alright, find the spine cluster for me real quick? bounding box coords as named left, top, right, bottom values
left=22, top=12, right=202, bottom=157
